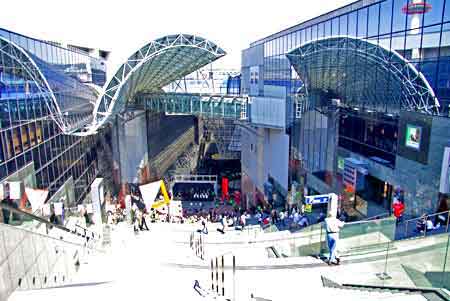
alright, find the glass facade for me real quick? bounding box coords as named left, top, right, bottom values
left=0, top=28, right=106, bottom=205
left=253, top=0, right=450, bottom=114
left=243, top=0, right=450, bottom=184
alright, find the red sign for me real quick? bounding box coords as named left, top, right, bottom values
left=222, top=177, right=229, bottom=200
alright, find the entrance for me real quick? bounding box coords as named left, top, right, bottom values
left=355, top=175, right=393, bottom=217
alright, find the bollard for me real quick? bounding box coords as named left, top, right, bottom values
left=215, top=257, right=219, bottom=294
left=233, top=255, right=236, bottom=301
left=211, top=259, right=214, bottom=291
left=221, top=255, right=225, bottom=296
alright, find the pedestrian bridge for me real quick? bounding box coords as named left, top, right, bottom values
left=74, top=34, right=249, bottom=136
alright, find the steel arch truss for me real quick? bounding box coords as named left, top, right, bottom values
left=287, top=36, right=440, bottom=114
left=92, top=34, right=226, bottom=130
left=0, top=37, right=67, bottom=130
left=132, top=92, right=249, bottom=120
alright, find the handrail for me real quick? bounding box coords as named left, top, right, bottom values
left=363, top=212, right=390, bottom=221
left=0, top=203, right=99, bottom=241
left=403, top=210, right=450, bottom=223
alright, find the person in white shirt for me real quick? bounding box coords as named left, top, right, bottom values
left=324, top=213, right=345, bottom=265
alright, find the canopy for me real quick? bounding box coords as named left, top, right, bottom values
left=287, top=36, right=440, bottom=115
left=92, top=34, right=226, bottom=131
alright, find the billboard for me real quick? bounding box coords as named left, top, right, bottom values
left=405, top=124, right=422, bottom=150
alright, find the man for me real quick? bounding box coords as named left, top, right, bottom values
left=325, top=213, right=345, bottom=265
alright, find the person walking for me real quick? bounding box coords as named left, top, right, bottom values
left=325, top=213, right=345, bottom=265
left=140, top=210, right=150, bottom=231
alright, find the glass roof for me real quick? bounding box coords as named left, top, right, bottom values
left=287, top=36, right=440, bottom=115
left=0, top=37, right=96, bottom=133
left=92, top=34, right=226, bottom=130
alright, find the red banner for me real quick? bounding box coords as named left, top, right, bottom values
left=222, top=177, right=229, bottom=200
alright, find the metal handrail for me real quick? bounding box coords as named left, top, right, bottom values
left=402, top=210, right=450, bottom=238
left=0, top=203, right=100, bottom=241
left=363, top=212, right=390, bottom=221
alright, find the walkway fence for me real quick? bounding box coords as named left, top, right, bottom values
left=210, top=252, right=236, bottom=301
left=189, top=231, right=205, bottom=260
left=396, top=210, right=450, bottom=240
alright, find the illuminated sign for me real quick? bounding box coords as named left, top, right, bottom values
left=405, top=124, right=422, bottom=150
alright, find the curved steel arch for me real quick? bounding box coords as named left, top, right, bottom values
left=92, top=34, right=226, bottom=130
left=0, top=36, right=68, bottom=130
left=287, top=36, right=440, bottom=114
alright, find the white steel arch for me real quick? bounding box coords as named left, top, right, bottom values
left=91, top=34, right=226, bottom=133
left=287, top=36, right=440, bottom=115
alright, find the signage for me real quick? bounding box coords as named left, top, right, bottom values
left=305, top=194, right=331, bottom=205
left=304, top=204, right=312, bottom=213
left=405, top=124, right=422, bottom=150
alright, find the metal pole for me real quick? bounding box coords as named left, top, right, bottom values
left=221, top=255, right=225, bottom=297
left=446, top=210, right=450, bottom=233
left=211, top=259, right=214, bottom=291
left=216, top=257, right=219, bottom=294
left=233, top=255, right=236, bottom=301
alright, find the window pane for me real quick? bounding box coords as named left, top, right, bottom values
left=368, top=4, right=380, bottom=37
left=358, top=8, right=368, bottom=38
left=349, top=12, right=357, bottom=36
left=424, top=0, right=444, bottom=26
left=393, top=0, right=408, bottom=32
left=380, top=0, right=392, bottom=35
left=340, top=14, right=348, bottom=35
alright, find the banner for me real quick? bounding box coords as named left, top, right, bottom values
left=25, top=187, right=49, bottom=213
left=222, top=177, right=229, bottom=200
left=9, top=181, right=21, bottom=200
left=54, top=202, right=63, bottom=216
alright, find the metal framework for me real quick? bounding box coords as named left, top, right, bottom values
left=131, top=92, right=249, bottom=120
left=90, top=34, right=226, bottom=133
left=287, top=36, right=440, bottom=115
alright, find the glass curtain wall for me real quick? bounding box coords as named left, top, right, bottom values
left=255, top=0, right=450, bottom=184
left=0, top=28, right=104, bottom=205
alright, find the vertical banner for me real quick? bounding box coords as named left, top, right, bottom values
left=90, top=178, right=104, bottom=227
left=221, top=177, right=229, bottom=200
left=440, top=147, right=450, bottom=194
left=9, top=181, right=22, bottom=200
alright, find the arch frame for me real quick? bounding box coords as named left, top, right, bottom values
left=287, top=36, right=440, bottom=115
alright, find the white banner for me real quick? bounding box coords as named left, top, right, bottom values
left=53, top=202, right=63, bottom=216
left=9, top=181, right=22, bottom=200
left=25, top=187, right=49, bottom=213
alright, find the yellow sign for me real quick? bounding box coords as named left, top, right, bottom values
left=304, top=204, right=312, bottom=213
left=151, top=180, right=171, bottom=209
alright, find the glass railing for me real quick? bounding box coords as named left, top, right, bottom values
left=272, top=217, right=397, bottom=258
left=396, top=210, right=450, bottom=240
left=0, top=203, right=100, bottom=241
left=0, top=204, right=103, bottom=299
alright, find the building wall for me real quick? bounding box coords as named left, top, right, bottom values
left=0, top=28, right=104, bottom=206
left=243, top=0, right=450, bottom=212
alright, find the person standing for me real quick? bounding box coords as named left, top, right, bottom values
left=325, top=213, right=345, bottom=265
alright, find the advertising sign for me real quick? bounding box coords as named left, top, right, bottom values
left=405, top=124, right=422, bottom=150
left=305, top=194, right=331, bottom=205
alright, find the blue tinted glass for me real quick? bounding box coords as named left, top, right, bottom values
left=445, top=0, right=450, bottom=22
left=332, top=18, right=339, bottom=36
left=340, top=14, right=348, bottom=35
left=325, top=21, right=332, bottom=37
left=379, top=0, right=392, bottom=35
left=392, top=0, right=408, bottom=32
left=349, top=12, right=357, bottom=36
left=358, top=8, right=368, bottom=37
left=424, top=0, right=444, bottom=26
left=368, top=4, right=380, bottom=37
